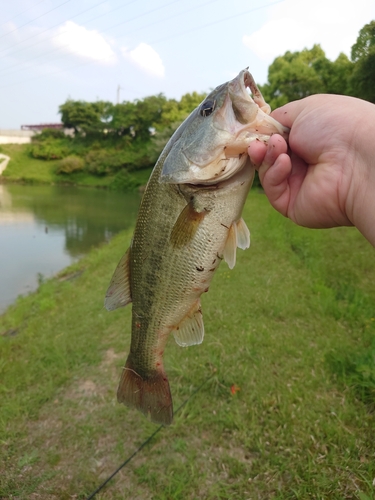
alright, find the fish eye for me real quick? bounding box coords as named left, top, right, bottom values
left=200, top=100, right=216, bottom=117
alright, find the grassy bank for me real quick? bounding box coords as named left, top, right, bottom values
left=0, top=144, right=152, bottom=189
left=1, top=193, right=375, bottom=499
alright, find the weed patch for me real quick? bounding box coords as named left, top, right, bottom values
left=1, top=195, right=375, bottom=498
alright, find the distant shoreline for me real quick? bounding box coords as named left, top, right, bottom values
left=0, top=144, right=152, bottom=191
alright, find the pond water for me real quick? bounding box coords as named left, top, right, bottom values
left=0, top=184, right=141, bottom=313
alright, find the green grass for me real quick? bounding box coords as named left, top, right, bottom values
left=0, top=144, right=61, bottom=184
left=0, top=144, right=152, bottom=189
left=1, top=193, right=374, bottom=499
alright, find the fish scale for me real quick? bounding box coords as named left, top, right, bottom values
left=105, top=68, right=289, bottom=425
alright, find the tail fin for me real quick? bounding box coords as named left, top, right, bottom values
left=117, top=356, right=173, bottom=425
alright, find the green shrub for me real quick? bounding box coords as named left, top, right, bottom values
left=84, top=150, right=125, bottom=175
left=89, top=141, right=103, bottom=151
left=33, top=128, right=65, bottom=141
left=56, top=155, right=85, bottom=174
left=109, top=169, right=141, bottom=191
left=29, top=139, right=67, bottom=160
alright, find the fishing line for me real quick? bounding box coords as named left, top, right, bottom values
left=0, top=0, right=216, bottom=81
left=0, top=0, right=285, bottom=89
left=0, top=0, right=72, bottom=41
left=1, top=0, right=48, bottom=28
left=85, top=373, right=214, bottom=500
left=149, top=0, right=283, bottom=45
left=0, top=0, right=183, bottom=62
left=0, top=0, right=136, bottom=60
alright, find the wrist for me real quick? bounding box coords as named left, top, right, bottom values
left=346, top=100, right=375, bottom=246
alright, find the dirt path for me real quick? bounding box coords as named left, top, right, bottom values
left=0, top=154, right=10, bottom=175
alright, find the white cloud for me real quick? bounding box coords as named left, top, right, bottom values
left=53, top=21, right=116, bottom=65
left=122, top=43, right=165, bottom=78
left=243, top=0, right=375, bottom=63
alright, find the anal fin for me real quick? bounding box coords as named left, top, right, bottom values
left=173, top=301, right=204, bottom=347
left=104, top=247, right=132, bottom=311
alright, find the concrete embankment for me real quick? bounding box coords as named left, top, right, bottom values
left=0, top=129, right=34, bottom=145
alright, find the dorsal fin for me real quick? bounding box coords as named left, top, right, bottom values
left=104, top=248, right=132, bottom=311
left=173, top=301, right=204, bottom=347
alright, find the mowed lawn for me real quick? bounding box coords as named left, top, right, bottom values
left=0, top=144, right=153, bottom=190
left=1, top=192, right=374, bottom=499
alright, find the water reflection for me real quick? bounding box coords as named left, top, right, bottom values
left=0, top=184, right=141, bottom=312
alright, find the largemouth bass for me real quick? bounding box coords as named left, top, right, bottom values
left=105, top=69, right=288, bottom=425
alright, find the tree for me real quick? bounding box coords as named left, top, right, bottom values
left=350, top=21, right=375, bottom=103
left=312, top=52, right=353, bottom=95
left=110, top=94, right=168, bottom=140
left=179, top=91, right=206, bottom=114
left=350, top=52, right=375, bottom=103
left=260, top=45, right=326, bottom=108
left=110, top=101, right=137, bottom=137
left=59, top=100, right=113, bottom=135
left=351, top=21, right=375, bottom=62
left=159, top=91, right=206, bottom=127
left=260, top=45, right=354, bottom=109
left=133, top=94, right=168, bottom=140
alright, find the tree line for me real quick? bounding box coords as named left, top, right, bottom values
left=29, top=91, right=206, bottom=189
left=58, top=92, right=206, bottom=139
left=260, top=21, right=375, bottom=108
left=30, top=21, right=375, bottom=188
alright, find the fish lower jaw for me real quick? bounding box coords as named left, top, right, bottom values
left=183, top=158, right=248, bottom=187
left=184, top=150, right=254, bottom=188
left=224, top=133, right=272, bottom=158
left=185, top=160, right=254, bottom=190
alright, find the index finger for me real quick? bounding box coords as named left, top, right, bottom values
left=270, top=94, right=336, bottom=129
left=270, top=100, right=306, bottom=128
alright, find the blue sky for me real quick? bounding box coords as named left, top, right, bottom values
left=1, top=0, right=374, bottom=128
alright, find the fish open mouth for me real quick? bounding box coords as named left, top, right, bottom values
left=160, top=68, right=289, bottom=187
left=222, top=69, right=289, bottom=159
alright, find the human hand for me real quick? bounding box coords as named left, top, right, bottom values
left=248, top=94, right=375, bottom=245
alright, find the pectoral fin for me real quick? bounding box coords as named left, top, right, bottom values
left=170, top=200, right=207, bottom=248
left=104, top=248, right=132, bottom=311
left=173, top=301, right=204, bottom=347
left=223, top=218, right=250, bottom=269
